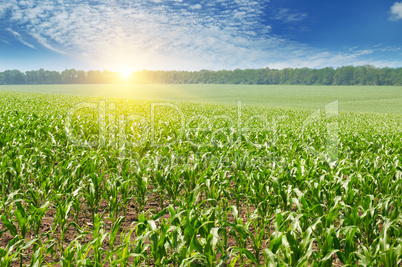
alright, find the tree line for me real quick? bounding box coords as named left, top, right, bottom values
left=1, top=65, right=402, bottom=85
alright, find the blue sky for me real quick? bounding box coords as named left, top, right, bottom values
left=1, top=0, right=402, bottom=72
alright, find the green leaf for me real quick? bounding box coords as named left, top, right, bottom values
left=1, top=215, right=17, bottom=237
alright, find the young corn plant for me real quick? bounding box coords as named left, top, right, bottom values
left=29, top=245, right=47, bottom=267
left=335, top=226, right=360, bottom=265
left=89, top=213, right=109, bottom=266
left=152, top=169, right=169, bottom=209
left=225, top=206, right=252, bottom=266
left=0, top=239, right=21, bottom=267
left=105, top=177, right=120, bottom=220
left=164, top=171, right=184, bottom=207
left=108, top=216, right=146, bottom=266
left=83, top=173, right=103, bottom=223
left=13, top=204, right=31, bottom=242
left=376, top=217, right=402, bottom=266
left=27, top=200, right=50, bottom=238
left=53, top=197, right=74, bottom=255
left=133, top=172, right=149, bottom=214
left=282, top=227, right=315, bottom=266
left=71, top=186, right=83, bottom=224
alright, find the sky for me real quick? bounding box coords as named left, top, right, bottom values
left=1, top=0, right=402, bottom=72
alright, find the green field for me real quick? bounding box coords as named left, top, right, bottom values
left=0, top=88, right=401, bottom=266
left=1, top=84, right=402, bottom=114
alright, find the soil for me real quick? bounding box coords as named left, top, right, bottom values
left=1, top=185, right=344, bottom=267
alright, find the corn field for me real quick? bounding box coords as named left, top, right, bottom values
left=0, top=91, right=401, bottom=266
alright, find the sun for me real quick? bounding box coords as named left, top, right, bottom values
left=120, top=70, right=132, bottom=79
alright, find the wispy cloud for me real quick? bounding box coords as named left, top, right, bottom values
left=6, top=28, right=36, bottom=49
left=266, top=52, right=402, bottom=70
left=0, top=39, right=11, bottom=45
left=0, top=0, right=400, bottom=70
left=266, top=46, right=402, bottom=69
left=0, top=2, right=14, bottom=17
left=189, top=4, right=202, bottom=10
left=0, top=0, right=282, bottom=70
left=272, top=8, right=308, bottom=23
left=389, top=2, right=402, bottom=21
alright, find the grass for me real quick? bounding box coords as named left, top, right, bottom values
left=1, top=84, right=402, bottom=113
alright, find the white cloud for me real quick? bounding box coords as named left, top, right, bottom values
left=381, top=46, right=401, bottom=52
left=30, top=32, right=65, bottom=54
left=0, top=2, right=15, bottom=17
left=0, top=0, right=278, bottom=70
left=265, top=48, right=402, bottom=69
left=390, top=2, right=402, bottom=21
left=6, top=28, right=36, bottom=49
left=189, top=4, right=202, bottom=10
left=272, top=8, right=308, bottom=23
left=1, top=0, right=401, bottom=70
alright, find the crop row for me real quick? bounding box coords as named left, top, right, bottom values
left=0, top=91, right=401, bottom=266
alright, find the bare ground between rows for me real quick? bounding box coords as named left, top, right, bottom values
left=0, top=187, right=347, bottom=267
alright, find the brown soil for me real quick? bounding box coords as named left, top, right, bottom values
left=1, top=186, right=345, bottom=267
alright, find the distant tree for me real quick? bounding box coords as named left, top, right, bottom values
left=0, top=70, right=25, bottom=84
left=280, top=68, right=291, bottom=84
left=334, top=66, right=354, bottom=85
left=1, top=66, right=402, bottom=85
left=87, top=70, right=103, bottom=83
left=61, top=69, right=77, bottom=84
